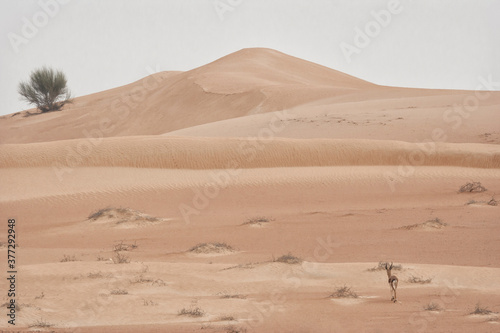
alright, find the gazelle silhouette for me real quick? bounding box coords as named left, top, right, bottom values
left=385, top=262, right=398, bottom=302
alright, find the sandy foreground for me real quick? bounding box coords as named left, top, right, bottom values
left=1, top=48, right=500, bottom=332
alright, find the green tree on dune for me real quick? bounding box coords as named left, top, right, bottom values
left=18, top=66, right=72, bottom=113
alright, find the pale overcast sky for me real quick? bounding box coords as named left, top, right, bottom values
left=1, top=0, right=499, bottom=115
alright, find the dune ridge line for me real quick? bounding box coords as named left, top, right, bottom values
left=1, top=136, right=499, bottom=170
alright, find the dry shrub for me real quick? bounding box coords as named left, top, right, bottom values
left=459, top=182, right=486, bottom=193
left=178, top=307, right=205, bottom=317
left=275, top=253, right=302, bottom=264
left=329, top=285, right=358, bottom=298
left=189, top=242, right=234, bottom=254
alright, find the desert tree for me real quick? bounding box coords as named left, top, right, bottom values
left=18, top=66, right=71, bottom=113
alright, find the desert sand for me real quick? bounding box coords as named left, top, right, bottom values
left=1, top=48, right=499, bottom=332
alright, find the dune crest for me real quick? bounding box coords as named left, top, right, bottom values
left=1, top=136, right=499, bottom=170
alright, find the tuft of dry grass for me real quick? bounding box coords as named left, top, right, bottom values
left=488, top=197, right=498, bottom=206
left=407, top=275, right=432, bottom=284
left=329, top=285, right=358, bottom=298
left=60, top=254, right=78, bottom=262
left=113, top=241, right=138, bottom=252
left=459, top=182, right=487, bottom=193
left=110, top=289, right=128, bottom=295
left=274, top=253, right=302, bottom=264
left=112, top=252, right=130, bottom=264
left=29, top=319, right=54, bottom=328
left=242, top=216, right=273, bottom=226
left=225, top=326, right=247, bottom=333
left=189, top=242, right=234, bottom=254
left=471, top=303, right=494, bottom=315
left=131, top=274, right=154, bottom=284
left=88, top=207, right=162, bottom=224
left=400, top=218, right=447, bottom=230
left=87, top=272, right=105, bottom=279
left=178, top=307, right=205, bottom=317
left=424, top=302, right=442, bottom=311
left=367, top=261, right=402, bottom=272
left=218, top=292, right=246, bottom=299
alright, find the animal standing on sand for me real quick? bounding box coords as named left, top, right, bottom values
left=385, top=262, right=398, bottom=302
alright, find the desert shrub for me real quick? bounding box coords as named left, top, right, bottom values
left=112, top=252, right=130, bottom=264
left=329, top=285, right=358, bottom=298
left=60, top=254, right=78, bottom=262
left=87, top=272, right=104, bottom=279
left=407, top=275, right=432, bottom=284
left=18, top=67, right=71, bottom=113
left=178, top=307, right=205, bottom=317
left=110, top=289, right=128, bottom=295
left=459, top=182, right=486, bottom=193
left=243, top=217, right=272, bottom=225
left=275, top=253, right=302, bottom=264
left=29, top=318, right=53, bottom=328
left=488, top=197, right=498, bottom=206
left=471, top=303, right=494, bottom=315
left=189, top=242, right=234, bottom=253
left=424, top=302, right=442, bottom=311
left=113, top=241, right=138, bottom=252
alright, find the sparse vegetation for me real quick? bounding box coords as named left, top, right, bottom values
left=424, top=302, right=442, bottom=311
left=222, top=262, right=257, bottom=271
left=178, top=307, right=205, bottom=317
left=1, top=302, right=21, bottom=311
left=407, top=275, right=432, bottom=284
left=425, top=218, right=447, bottom=228
left=243, top=216, right=273, bottom=225
left=143, top=299, right=158, bottom=306
left=275, top=253, right=302, bottom=264
left=225, top=326, right=247, bottom=333
left=488, top=197, right=498, bottom=206
left=471, top=303, right=494, bottom=315
left=18, top=66, right=71, bottom=113
left=29, top=318, right=54, bottom=328
left=131, top=274, right=154, bottom=284
left=113, top=240, right=138, bottom=252
left=218, top=292, right=246, bottom=299
left=329, top=285, right=359, bottom=298
left=465, top=197, right=498, bottom=206
left=87, top=272, right=105, bottom=279
left=401, top=218, right=447, bottom=230
left=60, top=254, right=78, bottom=262
left=459, top=182, right=487, bottom=193
left=88, top=207, right=162, bottom=225
left=367, top=261, right=403, bottom=271
left=110, top=289, right=128, bottom=295
left=112, top=252, right=130, bottom=264
left=152, top=279, right=167, bottom=287
left=219, top=315, right=236, bottom=321
left=189, top=242, right=234, bottom=254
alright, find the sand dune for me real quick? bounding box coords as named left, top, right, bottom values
left=1, top=48, right=499, bottom=332
left=0, top=48, right=375, bottom=144
left=1, top=136, right=499, bottom=170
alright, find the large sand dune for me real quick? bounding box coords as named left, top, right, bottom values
left=1, top=48, right=499, bottom=332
